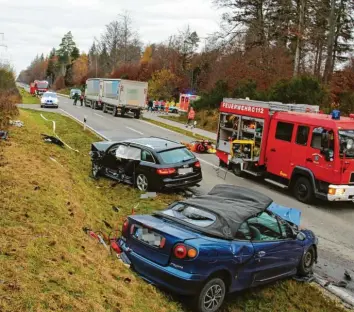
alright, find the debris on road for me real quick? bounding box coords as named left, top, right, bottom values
left=181, top=139, right=216, bottom=153
left=333, top=281, right=348, bottom=288
left=140, top=192, right=157, bottom=199
left=0, top=131, right=8, bottom=140
left=41, top=134, right=64, bottom=147
left=344, top=270, right=352, bottom=281
left=9, top=120, right=24, bottom=127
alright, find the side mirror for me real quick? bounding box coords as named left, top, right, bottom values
left=296, top=232, right=306, bottom=241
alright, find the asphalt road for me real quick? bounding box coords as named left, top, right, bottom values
left=18, top=92, right=354, bottom=296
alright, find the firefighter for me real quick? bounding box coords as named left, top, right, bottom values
left=186, top=107, right=196, bottom=128
left=73, top=92, right=79, bottom=106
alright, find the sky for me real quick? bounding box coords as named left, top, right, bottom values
left=0, top=0, right=223, bottom=75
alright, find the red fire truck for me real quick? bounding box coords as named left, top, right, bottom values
left=30, top=80, right=49, bottom=96
left=216, top=98, right=354, bottom=203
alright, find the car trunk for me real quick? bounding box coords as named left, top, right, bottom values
left=126, top=215, right=199, bottom=266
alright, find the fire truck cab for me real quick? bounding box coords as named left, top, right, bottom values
left=216, top=98, right=354, bottom=203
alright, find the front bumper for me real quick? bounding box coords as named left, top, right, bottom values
left=327, top=184, right=354, bottom=201
left=42, top=103, right=58, bottom=108
left=118, top=239, right=206, bottom=295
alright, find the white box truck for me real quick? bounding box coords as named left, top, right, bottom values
left=100, top=79, right=148, bottom=119
left=84, top=78, right=101, bottom=109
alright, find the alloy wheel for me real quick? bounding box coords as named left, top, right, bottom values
left=203, top=285, right=223, bottom=311
left=304, top=250, right=313, bottom=268
left=136, top=174, right=148, bottom=191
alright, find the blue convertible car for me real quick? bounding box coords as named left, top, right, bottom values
left=118, top=185, right=318, bottom=312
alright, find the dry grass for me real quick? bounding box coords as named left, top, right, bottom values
left=0, top=91, right=20, bottom=129
left=0, top=109, right=349, bottom=312
left=161, top=109, right=219, bottom=133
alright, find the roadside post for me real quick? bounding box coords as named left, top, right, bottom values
left=84, top=116, right=87, bottom=131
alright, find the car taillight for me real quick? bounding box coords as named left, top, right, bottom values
left=122, top=219, right=129, bottom=237
left=194, top=161, right=201, bottom=168
left=173, top=244, right=197, bottom=260
left=157, top=168, right=176, bottom=175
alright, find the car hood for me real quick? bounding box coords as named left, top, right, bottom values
left=267, top=203, right=301, bottom=226
left=91, top=141, right=118, bottom=152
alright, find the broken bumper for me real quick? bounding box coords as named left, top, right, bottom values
left=327, top=185, right=354, bottom=201
left=119, top=240, right=206, bottom=295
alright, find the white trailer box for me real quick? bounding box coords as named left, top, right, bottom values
left=84, top=78, right=101, bottom=109
left=100, top=79, right=148, bottom=119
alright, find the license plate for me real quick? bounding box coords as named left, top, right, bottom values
left=178, top=168, right=192, bottom=175
left=133, top=226, right=163, bottom=248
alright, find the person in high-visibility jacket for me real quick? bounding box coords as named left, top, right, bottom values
left=186, top=107, right=196, bottom=128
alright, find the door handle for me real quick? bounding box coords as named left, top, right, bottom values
left=270, top=148, right=276, bottom=152
left=257, top=251, right=266, bottom=258
left=306, top=158, right=312, bottom=162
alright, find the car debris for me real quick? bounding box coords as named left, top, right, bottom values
left=112, top=206, right=120, bottom=213
left=140, top=192, right=157, bottom=199
left=333, top=280, right=348, bottom=288
left=293, top=274, right=315, bottom=283
left=344, top=270, right=352, bottom=281
left=41, top=134, right=64, bottom=147
left=181, top=139, right=216, bottom=153
left=0, top=131, right=8, bottom=140
left=9, top=120, right=24, bottom=127
left=103, top=220, right=113, bottom=229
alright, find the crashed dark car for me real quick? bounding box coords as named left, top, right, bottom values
left=89, top=137, right=203, bottom=191
left=118, top=185, right=318, bottom=312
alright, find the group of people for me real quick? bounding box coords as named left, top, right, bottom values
left=72, top=92, right=84, bottom=106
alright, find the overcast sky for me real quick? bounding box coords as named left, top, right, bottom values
left=0, top=0, right=223, bottom=75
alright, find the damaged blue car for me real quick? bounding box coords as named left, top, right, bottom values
left=118, top=185, right=318, bottom=312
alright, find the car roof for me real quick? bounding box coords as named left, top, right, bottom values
left=123, top=137, right=184, bottom=152
left=43, top=92, right=56, bottom=95
left=155, top=184, right=273, bottom=240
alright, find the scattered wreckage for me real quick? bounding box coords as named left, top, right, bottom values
left=114, top=184, right=318, bottom=312
left=89, top=137, right=203, bottom=192
left=181, top=139, right=216, bottom=154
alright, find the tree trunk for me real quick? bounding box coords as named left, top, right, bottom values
left=293, top=0, right=305, bottom=77
left=323, top=0, right=336, bottom=84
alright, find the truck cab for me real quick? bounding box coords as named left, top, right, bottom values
left=216, top=98, right=354, bottom=203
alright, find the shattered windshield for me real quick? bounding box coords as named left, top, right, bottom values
left=162, top=203, right=216, bottom=227
left=339, top=130, right=354, bottom=158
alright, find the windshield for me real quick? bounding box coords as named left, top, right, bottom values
left=162, top=203, right=216, bottom=227
left=339, top=130, right=354, bottom=158
left=44, top=93, right=56, bottom=98
left=37, top=82, right=48, bottom=89
left=72, top=89, right=81, bottom=93
left=158, top=147, right=194, bottom=164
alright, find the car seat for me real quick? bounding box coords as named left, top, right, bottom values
left=249, top=225, right=261, bottom=241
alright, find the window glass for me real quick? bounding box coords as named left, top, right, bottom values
left=311, top=127, right=323, bottom=149
left=235, top=222, right=252, bottom=240
left=115, top=145, right=141, bottom=160
left=247, top=212, right=282, bottom=241
left=158, top=147, right=194, bottom=164
left=162, top=203, right=216, bottom=227
left=141, top=150, right=155, bottom=163
left=296, top=125, right=309, bottom=146
left=275, top=122, right=294, bottom=142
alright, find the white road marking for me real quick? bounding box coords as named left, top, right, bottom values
left=94, top=113, right=105, bottom=118
left=126, top=126, right=144, bottom=135
left=59, top=108, right=111, bottom=141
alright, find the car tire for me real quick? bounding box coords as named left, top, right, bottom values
left=232, top=163, right=242, bottom=177
left=297, top=246, right=315, bottom=276
left=293, top=177, right=314, bottom=204
left=136, top=173, right=149, bottom=191
left=91, top=162, right=101, bottom=180
left=195, top=278, right=226, bottom=312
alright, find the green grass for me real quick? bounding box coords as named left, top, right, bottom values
left=19, top=88, right=40, bottom=104
left=56, top=88, right=71, bottom=95
left=143, top=117, right=215, bottom=142
left=0, top=109, right=349, bottom=312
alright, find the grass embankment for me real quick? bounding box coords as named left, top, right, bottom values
left=0, top=109, right=348, bottom=312
left=143, top=117, right=215, bottom=142
left=19, top=88, right=40, bottom=104
left=56, top=88, right=71, bottom=96
left=161, top=109, right=219, bottom=133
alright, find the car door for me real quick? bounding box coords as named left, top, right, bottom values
left=101, top=144, right=122, bottom=171
left=241, top=211, right=302, bottom=287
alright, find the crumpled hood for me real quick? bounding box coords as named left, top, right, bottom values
left=91, top=141, right=118, bottom=152
left=267, top=202, right=301, bottom=226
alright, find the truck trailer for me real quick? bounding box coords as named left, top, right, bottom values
left=84, top=78, right=100, bottom=109
left=216, top=98, right=354, bottom=203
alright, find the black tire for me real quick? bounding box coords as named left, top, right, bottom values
left=134, top=110, right=140, bottom=119
left=293, top=177, right=314, bottom=204
left=195, top=278, right=226, bottom=312
left=136, top=173, right=149, bottom=191
left=297, top=246, right=315, bottom=276
left=232, top=163, right=242, bottom=177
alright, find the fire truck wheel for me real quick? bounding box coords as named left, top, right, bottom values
left=232, top=164, right=242, bottom=177
left=293, top=177, right=314, bottom=203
